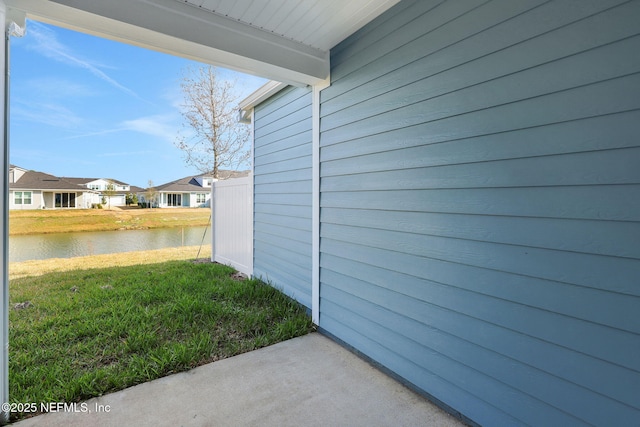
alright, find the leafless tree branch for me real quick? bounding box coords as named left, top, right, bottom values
left=175, top=66, right=250, bottom=179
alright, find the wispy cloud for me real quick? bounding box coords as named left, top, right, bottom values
left=12, top=102, right=86, bottom=129
left=121, top=114, right=179, bottom=142
left=51, top=114, right=180, bottom=143
left=22, top=77, right=97, bottom=99
left=96, top=150, right=156, bottom=158
left=25, top=21, right=143, bottom=100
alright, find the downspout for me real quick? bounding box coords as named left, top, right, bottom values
left=248, top=108, right=254, bottom=277
left=210, top=179, right=216, bottom=263
left=311, top=79, right=329, bottom=325
left=2, top=8, right=24, bottom=424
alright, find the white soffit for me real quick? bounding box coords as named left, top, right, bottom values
left=8, top=0, right=400, bottom=86
left=182, top=0, right=400, bottom=52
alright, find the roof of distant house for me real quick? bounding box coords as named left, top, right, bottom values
left=61, top=177, right=130, bottom=186
left=10, top=170, right=92, bottom=191
left=154, top=176, right=209, bottom=193
left=152, top=171, right=250, bottom=192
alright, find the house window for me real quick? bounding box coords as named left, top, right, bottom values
left=166, top=193, right=182, bottom=207
left=14, top=191, right=32, bottom=205
left=55, top=192, right=76, bottom=208
left=196, top=193, right=207, bottom=204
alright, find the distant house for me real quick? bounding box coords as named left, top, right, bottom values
left=9, top=165, right=99, bottom=209
left=143, top=171, right=249, bottom=208
left=61, top=177, right=132, bottom=207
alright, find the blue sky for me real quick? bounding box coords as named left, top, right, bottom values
left=10, top=20, right=267, bottom=188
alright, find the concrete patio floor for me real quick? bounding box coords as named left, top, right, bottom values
left=12, top=333, right=465, bottom=427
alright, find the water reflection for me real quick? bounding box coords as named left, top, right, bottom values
left=10, top=226, right=211, bottom=262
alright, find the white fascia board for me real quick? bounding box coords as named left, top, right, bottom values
left=10, top=0, right=329, bottom=86
left=238, top=81, right=288, bottom=123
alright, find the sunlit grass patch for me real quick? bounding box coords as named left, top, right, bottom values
left=8, top=260, right=314, bottom=421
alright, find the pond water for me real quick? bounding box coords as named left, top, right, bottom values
left=9, top=226, right=211, bottom=262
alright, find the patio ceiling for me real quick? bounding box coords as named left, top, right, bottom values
left=7, top=0, right=400, bottom=86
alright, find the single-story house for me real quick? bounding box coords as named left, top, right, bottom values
left=143, top=171, right=249, bottom=208
left=61, top=177, right=133, bottom=207
left=4, top=1, right=639, bottom=425
left=9, top=165, right=99, bottom=209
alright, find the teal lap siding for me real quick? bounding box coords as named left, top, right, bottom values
left=253, top=86, right=313, bottom=308
left=319, top=0, right=640, bottom=425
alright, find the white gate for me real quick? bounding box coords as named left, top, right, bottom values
left=211, top=174, right=253, bottom=276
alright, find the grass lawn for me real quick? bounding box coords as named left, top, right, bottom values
left=9, top=207, right=211, bottom=235
left=8, top=260, right=314, bottom=421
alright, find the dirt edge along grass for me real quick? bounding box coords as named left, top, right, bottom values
left=8, top=260, right=314, bottom=421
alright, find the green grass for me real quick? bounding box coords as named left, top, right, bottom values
left=8, top=260, right=314, bottom=421
left=10, top=207, right=211, bottom=235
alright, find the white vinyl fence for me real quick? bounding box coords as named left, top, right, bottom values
left=211, top=174, right=253, bottom=276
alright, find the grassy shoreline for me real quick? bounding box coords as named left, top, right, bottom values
left=9, top=207, right=211, bottom=236
left=9, top=245, right=213, bottom=280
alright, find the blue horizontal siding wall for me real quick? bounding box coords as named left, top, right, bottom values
left=319, top=0, right=640, bottom=425
left=253, top=86, right=313, bottom=308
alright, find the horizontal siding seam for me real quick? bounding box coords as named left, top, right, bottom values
left=255, top=139, right=313, bottom=154
left=253, top=223, right=312, bottom=241
left=327, top=8, right=640, bottom=119
left=254, top=201, right=311, bottom=207
left=320, top=191, right=640, bottom=223
left=320, top=216, right=640, bottom=261
left=321, top=258, right=640, bottom=337
left=256, top=109, right=311, bottom=129
left=322, top=292, right=635, bottom=422
left=320, top=182, right=640, bottom=191
left=254, top=237, right=311, bottom=254
left=255, top=90, right=311, bottom=123
left=329, top=0, right=555, bottom=94
left=255, top=106, right=312, bottom=128
left=330, top=0, right=495, bottom=86
left=329, top=0, right=443, bottom=69
left=320, top=296, right=589, bottom=425
left=255, top=229, right=312, bottom=243
left=253, top=264, right=311, bottom=287
left=255, top=167, right=311, bottom=175
left=253, top=226, right=310, bottom=237
left=254, top=121, right=311, bottom=141
left=320, top=131, right=640, bottom=167
left=255, top=155, right=312, bottom=168
left=320, top=107, right=640, bottom=151
left=322, top=71, right=640, bottom=141
left=317, top=308, right=516, bottom=423
left=322, top=277, right=640, bottom=387
left=320, top=235, right=640, bottom=297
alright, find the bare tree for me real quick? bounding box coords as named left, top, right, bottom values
left=175, top=66, right=250, bottom=179
left=144, top=180, right=157, bottom=208
left=103, top=180, right=117, bottom=209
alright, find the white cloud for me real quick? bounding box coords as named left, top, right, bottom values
left=22, top=77, right=96, bottom=99
left=12, top=102, right=86, bottom=129
left=25, top=21, right=143, bottom=100
left=121, top=114, right=180, bottom=142
left=97, top=150, right=156, bottom=158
